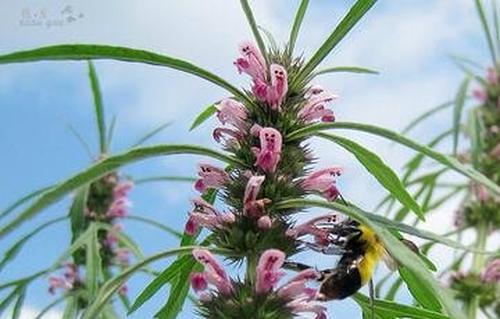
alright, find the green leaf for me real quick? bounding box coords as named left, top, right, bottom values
left=154, top=273, right=192, bottom=319
left=492, top=0, right=500, bottom=55
left=277, top=198, right=465, bottom=319
left=401, top=100, right=454, bottom=134
left=128, top=256, right=192, bottom=314
left=65, top=122, right=94, bottom=159
left=0, top=44, right=251, bottom=105
left=468, top=108, right=485, bottom=168
left=287, top=122, right=500, bottom=196
left=69, top=186, right=89, bottom=263
left=100, top=222, right=144, bottom=259
left=134, top=175, right=196, bottom=185
left=293, top=0, right=377, bottom=86
left=85, top=224, right=103, bottom=297
left=189, top=104, right=217, bottom=131
left=399, top=266, right=442, bottom=311
left=125, top=215, right=183, bottom=239
left=106, top=114, right=117, bottom=149
left=239, top=0, right=268, bottom=65
left=0, top=185, right=53, bottom=221
left=87, top=61, right=107, bottom=153
left=453, top=78, right=470, bottom=155
left=0, top=287, right=20, bottom=316
left=475, top=0, right=498, bottom=66
left=11, top=285, right=26, bottom=319
left=313, top=66, right=379, bottom=77
left=62, top=296, right=78, bottom=319
left=318, top=132, right=423, bottom=220
left=384, top=277, right=403, bottom=300
left=287, top=0, right=309, bottom=55
left=34, top=296, right=66, bottom=319
left=0, top=216, right=66, bottom=273
left=353, top=293, right=449, bottom=319
left=81, top=245, right=228, bottom=319
left=0, top=144, right=243, bottom=239
left=131, top=121, right=173, bottom=147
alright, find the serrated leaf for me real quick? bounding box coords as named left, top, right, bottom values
left=318, top=132, right=424, bottom=220
left=0, top=144, right=243, bottom=239
left=190, top=104, right=217, bottom=131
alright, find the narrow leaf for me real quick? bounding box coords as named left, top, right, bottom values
left=85, top=224, right=102, bottom=297
left=0, top=144, right=243, bottom=239
left=125, top=215, right=183, bottom=239
left=287, top=122, right=500, bottom=196
left=106, top=114, right=117, bottom=149
left=313, top=66, right=379, bottom=77
left=318, top=132, right=423, bottom=219
left=399, top=266, right=442, bottom=311
left=294, top=0, right=377, bottom=85
left=401, top=100, right=455, bottom=134
left=239, top=0, right=268, bottom=65
left=287, top=0, right=309, bottom=55
left=453, top=78, right=470, bottom=155
left=131, top=121, right=173, bottom=147
left=0, top=45, right=251, bottom=105
left=189, top=104, right=217, bottom=131
left=87, top=61, right=107, bottom=153
left=134, top=176, right=196, bottom=185
left=0, top=185, right=53, bottom=221
left=475, top=0, right=498, bottom=66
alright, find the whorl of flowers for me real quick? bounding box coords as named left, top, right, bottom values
left=48, top=173, right=134, bottom=295
left=186, top=41, right=342, bottom=318
left=191, top=249, right=326, bottom=319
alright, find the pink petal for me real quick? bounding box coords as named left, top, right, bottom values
left=255, top=249, right=286, bottom=294
left=190, top=272, right=209, bottom=292
left=257, top=215, right=272, bottom=229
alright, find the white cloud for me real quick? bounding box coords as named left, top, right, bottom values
left=1, top=306, right=62, bottom=319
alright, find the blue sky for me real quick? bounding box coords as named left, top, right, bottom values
left=0, top=0, right=490, bottom=318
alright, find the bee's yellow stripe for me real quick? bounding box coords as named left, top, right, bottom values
left=358, top=225, right=385, bottom=285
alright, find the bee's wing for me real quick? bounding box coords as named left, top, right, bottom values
left=381, top=248, right=399, bottom=272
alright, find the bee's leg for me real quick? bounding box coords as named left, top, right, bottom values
left=303, top=241, right=346, bottom=255
left=369, top=278, right=375, bottom=319
left=283, top=261, right=313, bottom=272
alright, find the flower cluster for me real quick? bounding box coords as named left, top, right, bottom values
left=191, top=249, right=326, bottom=319
left=48, top=173, right=134, bottom=297
left=185, top=41, right=344, bottom=318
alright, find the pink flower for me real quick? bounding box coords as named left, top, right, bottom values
left=105, top=224, right=124, bottom=247
left=481, top=259, right=500, bottom=283
left=490, top=143, right=500, bottom=159
left=190, top=272, right=209, bottom=292
left=185, top=198, right=235, bottom=234
left=118, top=284, right=128, bottom=296
left=487, top=67, right=498, bottom=85
left=471, top=182, right=490, bottom=202
left=473, top=88, right=487, bottom=102
left=286, top=214, right=344, bottom=247
left=215, top=99, right=248, bottom=131
left=302, top=167, right=343, bottom=201
left=213, top=127, right=243, bottom=148
left=194, top=163, right=229, bottom=193
left=251, top=64, right=288, bottom=110
left=254, top=249, right=325, bottom=318
left=299, top=86, right=338, bottom=123
left=192, top=249, right=233, bottom=295
left=107, top=197, right=131, bottom=218
left=243, top=175, right=271, bottom=216
left=113, top=180, right=134, bottom=200
left=257, top=215, right=273, bottom=229
left=48, top=263, right=80, bottom=295
left=255, top=249, right=286, bottom=294
left=234, top=41, right=266, bottom=81
left=115, top=248, right=131, bottom=266
left=48, top=276, right=73, bottom=294
left=253, top=127, right=282, bottom=173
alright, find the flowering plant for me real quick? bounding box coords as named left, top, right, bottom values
left=0, top=1, right=498, bottom=319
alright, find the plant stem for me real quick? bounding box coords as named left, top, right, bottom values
left=246, top=253, right=258, bottom=286
left=466, top=221, right=488, bottom=319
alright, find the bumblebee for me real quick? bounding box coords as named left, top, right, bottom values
left=287, top=217, right=418, bottom=301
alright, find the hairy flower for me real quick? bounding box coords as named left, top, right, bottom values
left=185, top=198, right=235, bottom=235
left=213, top=127, right=243, bottom=148
left=243, top=175, right=271, bottom=216
left=192, top=249, right=234, bottom=295
left=195, top=163, right=230, bottom=193
left=234, top=41, right=266, bottom=80
left=252, top=127, right=283, bottom=173
left=481, top=259, right=500, bottom=283
left=215, top=98, right=248, bottom=131
left=299, top=86, right=338, bottom=123
left=48, top=263, right=80, bottom=294
left=302, top=167, right=343, bottom=201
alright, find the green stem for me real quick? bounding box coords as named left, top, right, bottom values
left=246, top=253, right=258, bottom=286
left=466, top=221, right=488, bottom=319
